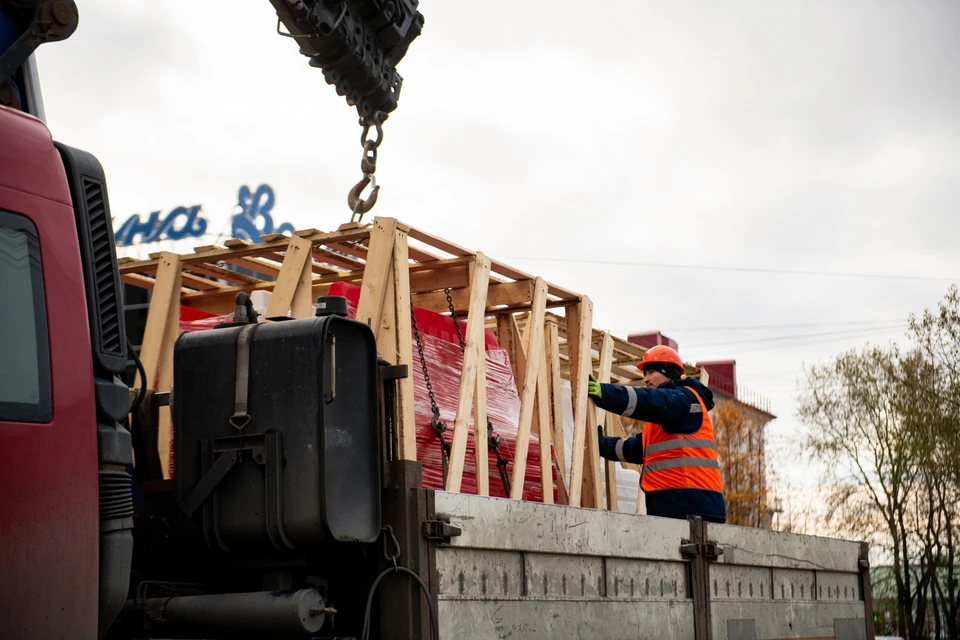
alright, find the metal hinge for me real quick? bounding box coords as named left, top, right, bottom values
left=423, top=517, right=461, bottom=543
left=681, top=541, right=724, bottom=562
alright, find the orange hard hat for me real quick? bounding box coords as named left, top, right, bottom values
left=640, top=345, right=683, bottom=371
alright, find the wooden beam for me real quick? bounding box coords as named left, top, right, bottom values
left=566, top=298, right=597, bottom=508
left=355, top=218, right=398, bottom=337
left=411, top=280, right=533, bottom=315
left=121, top=227, right=373, bottom=272
left=537, top=331, right=553, bottom=504
left=595, top=332, right=617, bottom=511
left=509, top=277, right=548, bottom=499
left=155, top=296, right=178, bottom=479
left=445, top=253, right=492, bottom=493
left=545, top=319, right=568, bottom=505
left=134, top=252, right=181, bottom=480
left=223, top=256, right=283, bottom=279
left=406, top=264, right=469, bottom=294
left=496, top=314, right=524, bottom=386
left=265, top=235, right=314, bottom=319
left=474, top=329, right=490, bottom=497
left=391, top=226, right=417, bottom=462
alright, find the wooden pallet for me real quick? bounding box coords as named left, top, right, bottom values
left=119, top=217, right=701, bottom=512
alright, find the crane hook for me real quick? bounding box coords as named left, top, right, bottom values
left=348, top=174, right=379, bottom=221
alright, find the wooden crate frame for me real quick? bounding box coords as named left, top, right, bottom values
left=119, top=217, right=701, bottom=512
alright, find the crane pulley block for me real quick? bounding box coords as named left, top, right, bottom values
left=271, top=0, right=424, bottom=117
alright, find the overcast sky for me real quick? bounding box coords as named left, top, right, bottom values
left=33, top=1, right=960, bottom=495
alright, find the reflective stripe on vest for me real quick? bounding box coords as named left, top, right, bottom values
left=644, top=438, right=716, bottom=456
left=643, top=457, right=721, bottom=472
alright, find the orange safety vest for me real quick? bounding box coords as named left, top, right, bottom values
left=640, top=388, right=723, bottom=493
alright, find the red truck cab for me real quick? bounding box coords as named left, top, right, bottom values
left=0, top=104, right=133, bottom=640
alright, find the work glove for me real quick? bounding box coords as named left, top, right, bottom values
left=587, top=374, right=602, bottom=401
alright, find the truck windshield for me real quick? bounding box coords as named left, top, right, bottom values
left=0, top=210, right=50, bottom=422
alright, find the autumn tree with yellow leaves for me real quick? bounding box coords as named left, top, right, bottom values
left=711, top=399, right=774, bottom=528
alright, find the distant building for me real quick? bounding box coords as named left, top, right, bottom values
left=628, top=332, right=778, bottom=528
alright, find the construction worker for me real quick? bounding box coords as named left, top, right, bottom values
left=588, top=345, right=726, bottom=524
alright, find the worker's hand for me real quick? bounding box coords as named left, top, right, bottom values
left=588, top=374, right=602, bottom=401
left=598, top=424, right=604, bottom=441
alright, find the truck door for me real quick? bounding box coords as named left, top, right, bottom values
left=0, top=107, right=100, bottom=639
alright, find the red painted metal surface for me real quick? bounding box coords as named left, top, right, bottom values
left=0, top=107, right=99, bottom=639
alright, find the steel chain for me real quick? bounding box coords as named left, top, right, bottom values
left=411, top=302, right=451, bottom=482
left=444, top=290, right=512, bottom=496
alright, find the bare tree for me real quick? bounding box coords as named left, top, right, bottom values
left=798, top=345, right=935, bottom=640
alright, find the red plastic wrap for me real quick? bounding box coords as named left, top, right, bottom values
left=174, top=286, right=556, bottom=502
left=329, top=282, right=554, bottom=501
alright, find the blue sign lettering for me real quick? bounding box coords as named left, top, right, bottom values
left=230, top=184, right=295, bottom=244
left=115, top=205, right=206, bottom=247
left=114, top=183, right=295, bottom=247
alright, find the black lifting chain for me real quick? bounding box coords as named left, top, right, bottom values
left=411, top=302, right=451, bottom=482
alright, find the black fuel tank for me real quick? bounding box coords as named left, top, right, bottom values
left=172, top=313, right=380, bottom=552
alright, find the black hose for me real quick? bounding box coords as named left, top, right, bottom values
left=361, top=566, right=439, bottom=640
left=128, top=338, right=148, bottom=413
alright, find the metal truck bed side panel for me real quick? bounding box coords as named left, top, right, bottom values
left=707, top=522, right=870, bottom=640
left=433, top=491, right=689, bottom=559
left=709, top=521, right=862, bottom=572
left=433, top=492, right=695, bottom=639
left=429, top=492, right=872, bottom=640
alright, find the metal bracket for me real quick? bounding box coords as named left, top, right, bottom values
left=379, top=364, right=410, bottom=382
left=681, top=541, right=724, bottom=562
left=423, top=517, right=461, bottom=543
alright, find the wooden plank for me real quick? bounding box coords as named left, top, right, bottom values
left=120, top=227, right=373, bottom=272
left=566, top=298, right=595, bottom=508
left=120, top=272, right=158, bottom=289
left=327, top=240, right=370, bottom=262
left=155, top=291, right=179, bottom=479
left=595, top=332, right=617, bottom=511
left=184, top=262, right=265, bottom=286
left=176, top=260, right=463, bottom=317
left=291, top=250, right=316, bottom=319
left=537, top=332, right=553, bottom=504
left=496, top=314, right=524, bottom=389
left=445, top=253, right=492, bottom=493
left=509, top=277, right=548, bottom=499
left=407, top=263, right=469, bottom=293
left=545, top=319, right=569, bottom=504
left=311, top=247, right=366, bottom=272
left=405, top=225, right=578, bottom=301
left=135, top=252, right=180, bottom=392
left=355, top=218, right=398, bottom=338
left=264, top=251, right=340, bottom=277
left=391, top=226, right=417, bottom=462
left=178, top=271, right=228, bottom=291
left=406, top=225, right=472, bottom=258
left=133, top=252, right=181, bottom=480
left=265, top=235, right=314, bottom=319
left=581, top=338, right=604, bottom=508
left=474, top=331, right=490, bottom=497
left=412, top=280, right=533, bottom=315
left=223, top=255, right=283, bottom=278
